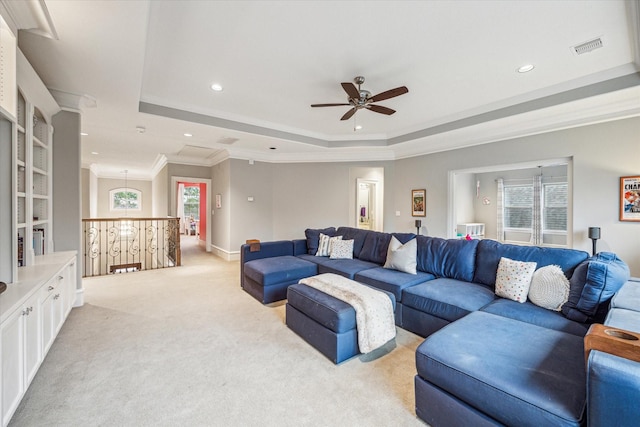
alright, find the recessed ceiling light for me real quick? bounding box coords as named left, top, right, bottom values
left=269, top=147, right=276, bottom=150
left=355, top=125, right=363, bottom=130
left=517, top=64, right=535, bottom=73
left=136, top=126, right=146, bottom=134
left=80, top=132, right=88, bottom=136
left=184, top=133, right=192, bottom=137
left=91, top=151, right=99, bottom=155
left=210, top=83, right=223, bottom=92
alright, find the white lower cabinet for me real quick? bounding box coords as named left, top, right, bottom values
left=0, top=252, right=77, bottom=427
left=40, top=275, right=64, bottom=356
left=1, top=291, right=40, bottom=426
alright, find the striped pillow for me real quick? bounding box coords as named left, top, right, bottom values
left=316, top=234, right=342, bottom=257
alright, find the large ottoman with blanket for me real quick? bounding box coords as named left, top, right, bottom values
left=286, top=273, right=396, bottom=364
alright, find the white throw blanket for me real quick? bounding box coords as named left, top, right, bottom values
left=299, top=273, right=396, bottom=354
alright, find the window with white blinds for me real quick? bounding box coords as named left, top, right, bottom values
left=501, top=180, right=567, bottom=246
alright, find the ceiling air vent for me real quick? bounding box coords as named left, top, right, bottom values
left=572, top=37, right=603, bottom=55
left=217, top=137, right=239, bottom=145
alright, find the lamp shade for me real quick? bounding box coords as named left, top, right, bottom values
left=588, top=227, right=601, bottom=240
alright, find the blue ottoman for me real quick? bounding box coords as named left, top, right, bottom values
left=243, top=256, right=317, bottom=304
left=286, top=282, right=396, bottom=364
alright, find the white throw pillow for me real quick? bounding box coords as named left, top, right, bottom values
left=329, top=239, right=354, bottom=259
left=315, top=234, right=342, bottom=257
left=495, top=257, right=537, bottom=303
left=528, top=265, right=570, bottom=311
left=383, top=236, right=417, bottom=274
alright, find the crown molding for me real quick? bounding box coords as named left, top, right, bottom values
left=0, top=0, right=57, bottom=39
left=150, top=154, right=168, bottom=179
left=48, top=89, right=97, bottom=113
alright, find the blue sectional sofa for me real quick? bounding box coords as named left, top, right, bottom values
left=240, top=226, right=638, bottom=426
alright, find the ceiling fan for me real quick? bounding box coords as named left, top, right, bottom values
left=311, top=76, right=408, bottom=121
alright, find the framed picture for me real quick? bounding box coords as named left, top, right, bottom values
left=620, top=176, right=640, bottom=222
left=412, top=189, right=426, bottom=217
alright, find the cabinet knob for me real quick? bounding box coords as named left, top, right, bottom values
left=22, top=309, right=28, bottom=316
left=48, top=286, right=54, bottom=291
left=58, top=276, right=64, bottom=280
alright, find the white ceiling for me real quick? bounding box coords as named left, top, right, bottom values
left=14, top=0, right=640, bottom=179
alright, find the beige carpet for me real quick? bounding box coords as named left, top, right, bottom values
left=10, top=236, right=426, bottom=426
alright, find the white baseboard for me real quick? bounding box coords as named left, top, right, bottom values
left=210, top=244, right=240, bottom=261
left=74, top=287, right=84, bottom=307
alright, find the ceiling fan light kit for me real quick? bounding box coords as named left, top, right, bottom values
left=311, top=76, right=408, bottom=121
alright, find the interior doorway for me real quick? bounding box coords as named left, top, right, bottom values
left=356, top=178, right=383, bottom=231
left=171, top=176, right=212, bottom=252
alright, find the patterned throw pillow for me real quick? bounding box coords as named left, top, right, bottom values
left=528, top=265, right=570, bottom=311
left=330, top=239, right=354, bottom=259
left=315, top=234, right=342, bottom=257
left=495, top=257, right=537, bottom=303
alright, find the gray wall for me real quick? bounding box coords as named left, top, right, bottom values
left=52, top=110, right=82, bottom=291
left=97, top=177, right=153, bottom=218
left=211, top=160, right=231, bottom=253
left=76, top=117, right=640, bottom=276
left=81, top=167, right=90, bottom=219
left=224, top=159, right=395, bottom=253
left=394, top=117, right=640, bottom=275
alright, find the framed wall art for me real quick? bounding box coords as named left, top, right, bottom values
left=412, top=189, right=426, bottom=217
left=620, top=176, right=640, bottom=222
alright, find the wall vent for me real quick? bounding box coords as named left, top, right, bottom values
left=572, top=37, right=603, bottom=55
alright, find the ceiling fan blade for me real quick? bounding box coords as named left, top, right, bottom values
left=310, top=103, right=351, bottom=107
left=340, top=107, right=357, bottom=121
left=367, top=104, right=396, bottom=115
left=341, top=82, right=360, bottom=100
left=370, top=86, right=408, bottom=103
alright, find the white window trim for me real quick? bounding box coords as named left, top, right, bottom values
left=109, top=187, right=142, bottom=212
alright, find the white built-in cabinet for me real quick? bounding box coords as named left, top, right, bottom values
left=16, top=89, right=53, bottom=267
left=0, top=252, right=76, bottom=427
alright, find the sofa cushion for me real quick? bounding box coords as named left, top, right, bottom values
left=416, top=311, right=586, bottom=427
left=416, top=236, right=478, bottom=282
left=494, top=257, right=537, bottom=303
left=473, top=239, right=588, bottom=287
left=481, top=299, right=588, bottom=337
left=358, top=231, right=392, bottom=264
left=244, top=256, right=317, bottom=287
left=402, top=278, right=496, bottom=322
left=316, top=258, right=380, bottom=279
left=355, top=267, right=434, bottom=302
left=336, top=227, right=369, bottom=259
left=605, top=307, right=640, bottom=332
left=562, top=252, right=630, bottom=323
left=305, top=227, right=337, bottom=255
left=383, top=236, right=417, bottom=274
left=528, top=265, right=570, bottom=311
left=610, top=280, right=640, bottom=312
